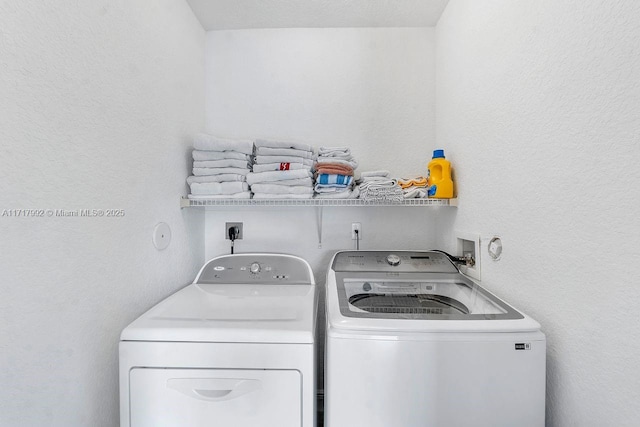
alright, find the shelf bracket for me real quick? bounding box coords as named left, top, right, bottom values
left=316, top=206, right=323, bottom=248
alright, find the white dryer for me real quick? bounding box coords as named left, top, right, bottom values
left=325, top=251, right=545, bottom=427
left=120, top=253, right=317, bottom=427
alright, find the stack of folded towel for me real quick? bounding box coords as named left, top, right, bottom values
left=186, top=134, right=253, bottom=199
left=398, top=176, right=429, bottom=198
left=357, top=170, right=404, bottom=203
left=314, top=147, right=360, bottom=199
left=247, top=139, right=315, bottom=199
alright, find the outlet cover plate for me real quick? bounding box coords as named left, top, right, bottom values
left=351, top=222, right=362, bottom=240
left=225, top=222, right=243, bottom=240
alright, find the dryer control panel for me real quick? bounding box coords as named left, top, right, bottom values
left=332, top=251, right=458, bottom=274
left=196, top=254, right=314, bottom=284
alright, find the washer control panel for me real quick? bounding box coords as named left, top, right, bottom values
left=332, top=251, right=458, bottom=273
left=197, top=254, right=313, bottom=284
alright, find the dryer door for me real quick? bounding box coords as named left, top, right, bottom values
left=129, top=368, right=301, bottom=427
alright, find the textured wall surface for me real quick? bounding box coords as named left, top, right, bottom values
left=206, top=28, right=436, bottom=179
left=187, top=0, right=449, bottom=29
left=0, top=1, right=205, bottom=425
left=436, top=1, right=640, bottom=425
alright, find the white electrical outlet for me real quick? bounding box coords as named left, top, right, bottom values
left=455, top=231, right=481, bottom=281
left=351, top=223, right=362, bottom=240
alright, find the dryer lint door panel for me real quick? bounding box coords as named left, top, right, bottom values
left=129, top=368, right=301, bottom=427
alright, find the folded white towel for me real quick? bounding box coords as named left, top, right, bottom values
left=316, top=157, right=358, bottom=168
left=194, top=134, right=254, bottom=155
left=318, top=154, right=353, bottom=161
left=359, top=178, right=398, bottom=190
left=250, top=184, right=314, bottom=194
left=193, top=167, right=251, bottom=176
left=246, top=169, right=312, bottom=185
left=193, top=159, right=249, bottom=169
left=192, top=150, right=250, bottom=161
left=403, top=188, right=427, bottom=199
left=190, top=182, right=249, bottom=195
left=358, top=178, right=404, bottom=203
left=252, top=162, right=312, bottom=173
left=187, top=174, right=246, bottom=184
left=252, top=193, right=313, bottom=199
left=263, top=177, right=313, bottom=186
left=254, top=155, right=315, bottom=166
left=314, top=187, right=360, bottom=199
left=318, top=146, right=351, bottom=156
left=358, top=176, right=390, bottom=182
left=255, top=138, right=313, bottom=152
left=187, top=192, right=251, bottom=200
left=255, top=147, right=314, bottom=159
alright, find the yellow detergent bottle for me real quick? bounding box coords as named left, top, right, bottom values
left=427, top=149, right=454, bottom=198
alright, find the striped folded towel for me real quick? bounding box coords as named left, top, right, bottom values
left=317, top=174, right=353, bottom=186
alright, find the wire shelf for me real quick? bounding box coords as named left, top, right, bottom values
left=180, top=197, right=457, bottom=208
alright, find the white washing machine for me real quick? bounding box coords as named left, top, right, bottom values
left=325, top=250, right=546, bottom=427
left=120, top=253, right=317, bottom=427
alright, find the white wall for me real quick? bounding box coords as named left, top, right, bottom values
left=0, top=1, right=205, bottom=425
left=204, top=27, right=442, bottom=391
left=206, top=28, right=436, bottom=178
left=436, top=1, right=640, bottom=425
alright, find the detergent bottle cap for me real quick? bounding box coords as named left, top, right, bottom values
left=432, top=149, right=445, bottom=159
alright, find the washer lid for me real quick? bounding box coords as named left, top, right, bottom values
left=326, top=251, right=542, bottom=333
left=120, top=282, right=316, bottom=344
left=336, top=275, right=523, bottom=320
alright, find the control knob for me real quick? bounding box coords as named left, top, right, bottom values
left=250, top=262, right=261, bottom=274
left=386, top=254, right=401, bottom=266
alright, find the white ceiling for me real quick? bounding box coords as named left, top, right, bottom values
left=186, top=0, right=450, bottom=30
